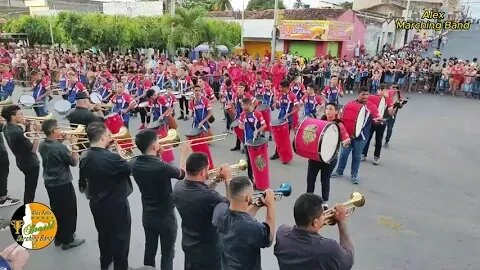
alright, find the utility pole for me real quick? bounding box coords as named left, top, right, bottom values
left=241, top=0, right=245, bottom=48
left=170, top=0, right=175, bottom=16
left=403, top=0, right=411, bottom=45
left=271, top=0, right=279, bottom=63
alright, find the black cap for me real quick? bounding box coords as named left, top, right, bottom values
left=75, top=92, right=89, bottom=100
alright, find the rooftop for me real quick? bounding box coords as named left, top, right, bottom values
left=208, top=8, right=347, bottom=20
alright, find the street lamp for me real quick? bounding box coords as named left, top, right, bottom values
left=271, top=0, right=279, bottom=62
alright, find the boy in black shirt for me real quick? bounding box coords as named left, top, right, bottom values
left=38, top=119, right=85, bottom=250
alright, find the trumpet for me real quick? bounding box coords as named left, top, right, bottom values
left=24, top=124, right=87, bottom=140
left=24, top=114, right=54, bottom=124
left=208, top=159, right=248, bottom=181
left=113, top=129, right=180, bottom=159
left=252, top=183, right=292, bottom=207
left=322, top=192, right=365, bottom=226
left=0, top=96, right=13, bottom=110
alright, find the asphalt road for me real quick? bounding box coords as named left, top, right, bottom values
left=423, top=24, right=480, bottom=61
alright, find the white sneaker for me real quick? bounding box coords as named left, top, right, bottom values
left=0, top=197, right=20, bottom=208
left=350, top=91, right=353, bottom=94
left=361, top=155, right=366, bottom=161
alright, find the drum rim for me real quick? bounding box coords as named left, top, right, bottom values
left=245, top=137, right=268, bottom=147
left=54, top=100, right=72, bottom=115
left=185, top=127, right=203, bottom=137
left=355, top=105, right=367, bottom=137
left=294, top=118, right=339, bottom=162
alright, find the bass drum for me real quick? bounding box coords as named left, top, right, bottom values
left=293, top=118, right=340, bottom=163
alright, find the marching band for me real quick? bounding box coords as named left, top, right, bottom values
left=0, top=56, right=411, bottom=270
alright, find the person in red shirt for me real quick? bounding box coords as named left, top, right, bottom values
left=65, top=71, right=88, bottom=107
left=242, top=65, right=256, bottom=89
left=197, top=77, right=216, bottom=101
left=0, top=64, right=14, bottom=100
left=110, top=81, right=137, bottom=129
left=252, top=71, right=265, bottom=96
left=189, top=85, right=213, bottom=137
left=301, top=84, right=323, bottom=118
left=271, top=60, right=287, bottom=91
left=306, top=103, right=350, bottom=206
left=361, top=85, right=395, bottom=165
left=238, top=97, right=267, bottom=183
left=333, top=87, right=382, bottom=184
left=31, top=70, right=51, bottom=116
left=228, top=62, right=243, bottom=86
left=451, top=62, right=465, bottom=96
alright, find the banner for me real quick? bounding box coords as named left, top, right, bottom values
left=278, top=20, right=354, bottom=41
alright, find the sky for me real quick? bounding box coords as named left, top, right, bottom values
left=230, top=0, right=345, bottom=10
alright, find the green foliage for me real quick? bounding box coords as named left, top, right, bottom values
left=339, top=1, right=353, bottom=9
left=3, top=11, right=241, bottom=52
left=179, top=0, right=215, bottom=10
left=246, top=0, right=285, bottom=11
left=211, top=0, right=233, bottom=11
left=293, top=0, right=304, bottom=9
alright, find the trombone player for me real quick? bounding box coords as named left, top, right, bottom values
left=274, top=193, right=354, bottom=270
left=38, top=119, right=85, bottom=250
left=1, top=105, right=40, bottom=204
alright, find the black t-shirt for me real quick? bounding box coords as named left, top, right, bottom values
left=79, top=147, right=132, bottom=202
left=129, top=155, right=185, bottom=224
left=3, top=123, right=39, bottom=170
left=39, top=139, right=76, bottom=187
left=0, top=123, right=7, bottom=154
left=212, top=202, right=271, bottom=270
left=274, top=225, right=354, bottom=270
left=173, top=180, right=228, bottom=266
left=66, top=107, right=104, bottom=127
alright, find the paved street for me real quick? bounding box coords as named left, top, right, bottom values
left=423, top=24, right=480, bottom=60
left=1, top=89, right=479, bottom=270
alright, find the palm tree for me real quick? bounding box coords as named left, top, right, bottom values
left=164, top=7, right=208, bottom=53
left=211, top=0, right=233, bottom=11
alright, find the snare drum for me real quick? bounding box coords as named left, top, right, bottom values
left=340, top=102, right=367, bottom=138
left=183, top=92, right=193, bottom=100
left=90, top=92, right=103, bottom=104
left=293, top=118, right=340, bottom=163
left=54, top=100, right=72, bottom=115
left=368, top=95, right=386, bottom=115
left=105, top=113, right=125, bottom=134
left=19, top=95, right=36, bottom=107
left=256, top=104, right=271, bottom=132
left=246, top=137, right=270, bottom=190
left=154, top=122, right=175, bottom=163
left=185, top=128, right=214, bottom=170
left=270, top=119, right=293, bottom=164
left=231, top=119, right=244, bottom=142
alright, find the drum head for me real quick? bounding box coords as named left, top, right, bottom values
left=184, top=93, right=193, bottom=100
left=231, top=119, right=240, bottom=128
left=246, top=137, right=267, bottom=147
left=185, top=127, right=202, bottom=137
left=90, top=92, right=102, bottom=104
left=355, top=106, right=367, bottom=137
left=54, top=100, right=72, bottom=115
left=271, top=118, right=287, bottom=126
left=257, top=104, right=269, bottom=111
left=320, top=123, right=340, bottom=163
left=152, top=86, right=161, bottom=93
left=19, top=95, right=35, bottom=106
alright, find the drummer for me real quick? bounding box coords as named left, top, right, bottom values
left=257, top=78, right=275, bottom=141
left=301, top=84, right=324, bottom=118
left=231, top=82, right=255, bottom=152
left=322, top=75, right=343, bottom=104
left=189, top=85, right=213, bottom=136
left=290, top=75, right=305, bottom=101
left=65, top=70, right=88, bottom=108
left=197, top=77, right=216, bottom=102
left=134, top=78, right=149, bottom=129
left=96, top=74, right=113, bottom=103
left=270, top=80, right=300, bottom=161
left=332, top=87, right=382, bottom=184
left=146, top=89, right=172, bottom=124
left=31, top=70, right=50, bottom=117
left=110, top=81, right=137, bottom=129
left=252, top=71, right=265, bottom=95
left=165, top=84, right=178, bottom=118
left=220, top=79, right=235, bottom=133
left=239, top=97, right=266, bottom=184
left=306, top=103, right=350, bottom=207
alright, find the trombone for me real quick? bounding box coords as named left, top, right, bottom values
left=323, top=192, right=365, bottom=226
left=160, top=133, right=229, bottom=148
left=208, top=159, right=248, bottom=181
left=24, top=114, right=55, bottom=124
left=252, top=183, right=292, bottom=207
left=24, top=124, right=87, bottom=140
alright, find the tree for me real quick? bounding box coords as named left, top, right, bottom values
left=246, top=0, right=285, bottom=11
left=4, top=16, right=50, bottom=46
left=211, top=0, right=233, bottom=11
left=339, top=1, right=353, bottom=9
left=293, top=0, right=304, bottom=9
left=179, top=0, right=215, bottom=10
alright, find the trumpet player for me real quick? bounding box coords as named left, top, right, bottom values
left=38, top=119, right=85, bottom=250
left=274, top=193, right=354, bottom=270
left=1, top=105, right=40, bottom=204
left=212, top=176, right=275, bottom=270
left=173, top=154, right=231, bottom=270
left=129, top=129, right=190, bottom=269
left=0, top=116, right=20, bottom=208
